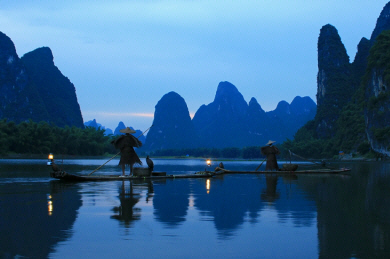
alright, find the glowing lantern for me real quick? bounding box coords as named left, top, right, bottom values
left=47, top=153, right=54, bottom=166
left=206, top=159, right=211, bottom=166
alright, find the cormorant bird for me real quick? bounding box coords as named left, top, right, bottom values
left=215, top=162, right=224, bottom=172
left=51, top=161, right=61, bottom=172
left=146, top=156, right=154, bottom=171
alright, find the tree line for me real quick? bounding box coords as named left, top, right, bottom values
left=3, top=117, right=367, bottom=160
left=146, top=146, right=268, bottom=159
left=0, top=119, right=114, bottom=156
left=0, top=119, right=293, bottom=159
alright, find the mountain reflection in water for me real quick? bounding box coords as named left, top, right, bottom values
left=0, top=180, right=82, bottom=258
left=0, top=159, right=390, bottom=258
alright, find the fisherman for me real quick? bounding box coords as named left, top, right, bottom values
left=261, top=140, right=280, bottom=171
left=111, top=127, right=143, bottom=176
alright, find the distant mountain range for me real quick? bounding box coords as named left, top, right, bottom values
left=84, top=119, right=146, bottom=143
left=1, top=30, right=316, bottom=151
left=84, top=119, right=113, bottom=135
left=143, top=81, right=316, bottom=151
left=85, top=82, right=316, bottom=151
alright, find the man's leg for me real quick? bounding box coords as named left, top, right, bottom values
left=121, top=164, right=125, bottom=176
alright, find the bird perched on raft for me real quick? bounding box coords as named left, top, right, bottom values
left=215, top=162, right=224, bottom=172
left=146, top=155, right=154, bottom=171
left=51, top=161, right=61, bottom=172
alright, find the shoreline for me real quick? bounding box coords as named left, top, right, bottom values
left=0, top=153, right=380, bottom=162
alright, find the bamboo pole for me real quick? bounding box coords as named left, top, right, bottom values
left=255, top=158, right=267, bottom=171
left=288, top=150, right=335, bottom=169
left=88, top=151, right=121, bottom=175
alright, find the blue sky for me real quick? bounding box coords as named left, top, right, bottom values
left=1, top=1, right=388, bottom=131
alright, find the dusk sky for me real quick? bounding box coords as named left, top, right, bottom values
left=1, top=1, right=388, bottom=131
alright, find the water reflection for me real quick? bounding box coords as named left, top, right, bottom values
left=111, top=180, right=154, bottom=227
left=153, top=179, right=191, bottom=227
left=0, top=181, right=82, bottom=258
left=2, top=160, right=390, bottom=258
left=261, top=175, right=280, bottom=202
left=194, top=175, right=266, bottom=239
left=206, top=178, right=211, bottom=194
left=312, top=163, right=390, bottom=258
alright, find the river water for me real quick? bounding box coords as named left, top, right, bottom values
left=0, top=158, right=389, bottom=259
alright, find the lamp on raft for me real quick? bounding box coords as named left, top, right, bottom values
left=47, top=153, right=54, bottom=166
left=47, top=153, right=61, bottom=172
left=206, top=159, right=211, bottom=166
left=205, top=159, right=211, bottom=171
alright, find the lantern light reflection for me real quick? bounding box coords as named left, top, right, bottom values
left=47, top=194, right=53, bottom=216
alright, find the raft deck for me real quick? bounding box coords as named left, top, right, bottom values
left=50, top=171, right=214, bottom=181
left=211, top=168, right=351, bottom=175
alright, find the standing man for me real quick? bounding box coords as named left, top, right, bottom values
left=261, top=140, right=280, bottom=171
left=111, top=127, right=143, bottom=176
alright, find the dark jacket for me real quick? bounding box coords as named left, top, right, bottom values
left=261, top=145, right=280, bottom=171
left=111, top=134, right=143, bottom=166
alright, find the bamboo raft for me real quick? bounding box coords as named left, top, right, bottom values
left=50, top=171, right=214, bottom=181
left=211, top=167, right=351, bottom=175
left=50, top=167, right=350, bottom=181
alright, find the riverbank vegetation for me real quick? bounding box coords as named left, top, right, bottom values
left=0, top=118, right=377, bottom=160
left=145, top=146, right=265, bottom=159
left=0, top=119, right=114, bottom=156
left=283, top=30, right=390, bottom=160
left=0, top=119, right=272, bottom=159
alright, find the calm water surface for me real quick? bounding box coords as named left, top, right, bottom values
left=0, top=158, right=390, bottom=259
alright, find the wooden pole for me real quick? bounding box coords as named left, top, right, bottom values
left=88, top=151, right=120, bottom=175
left=255, top=158, right=266, bottom=171
left=288, top=150, right=335, bottom=169
left=137, top=124, right=153, bottom=139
